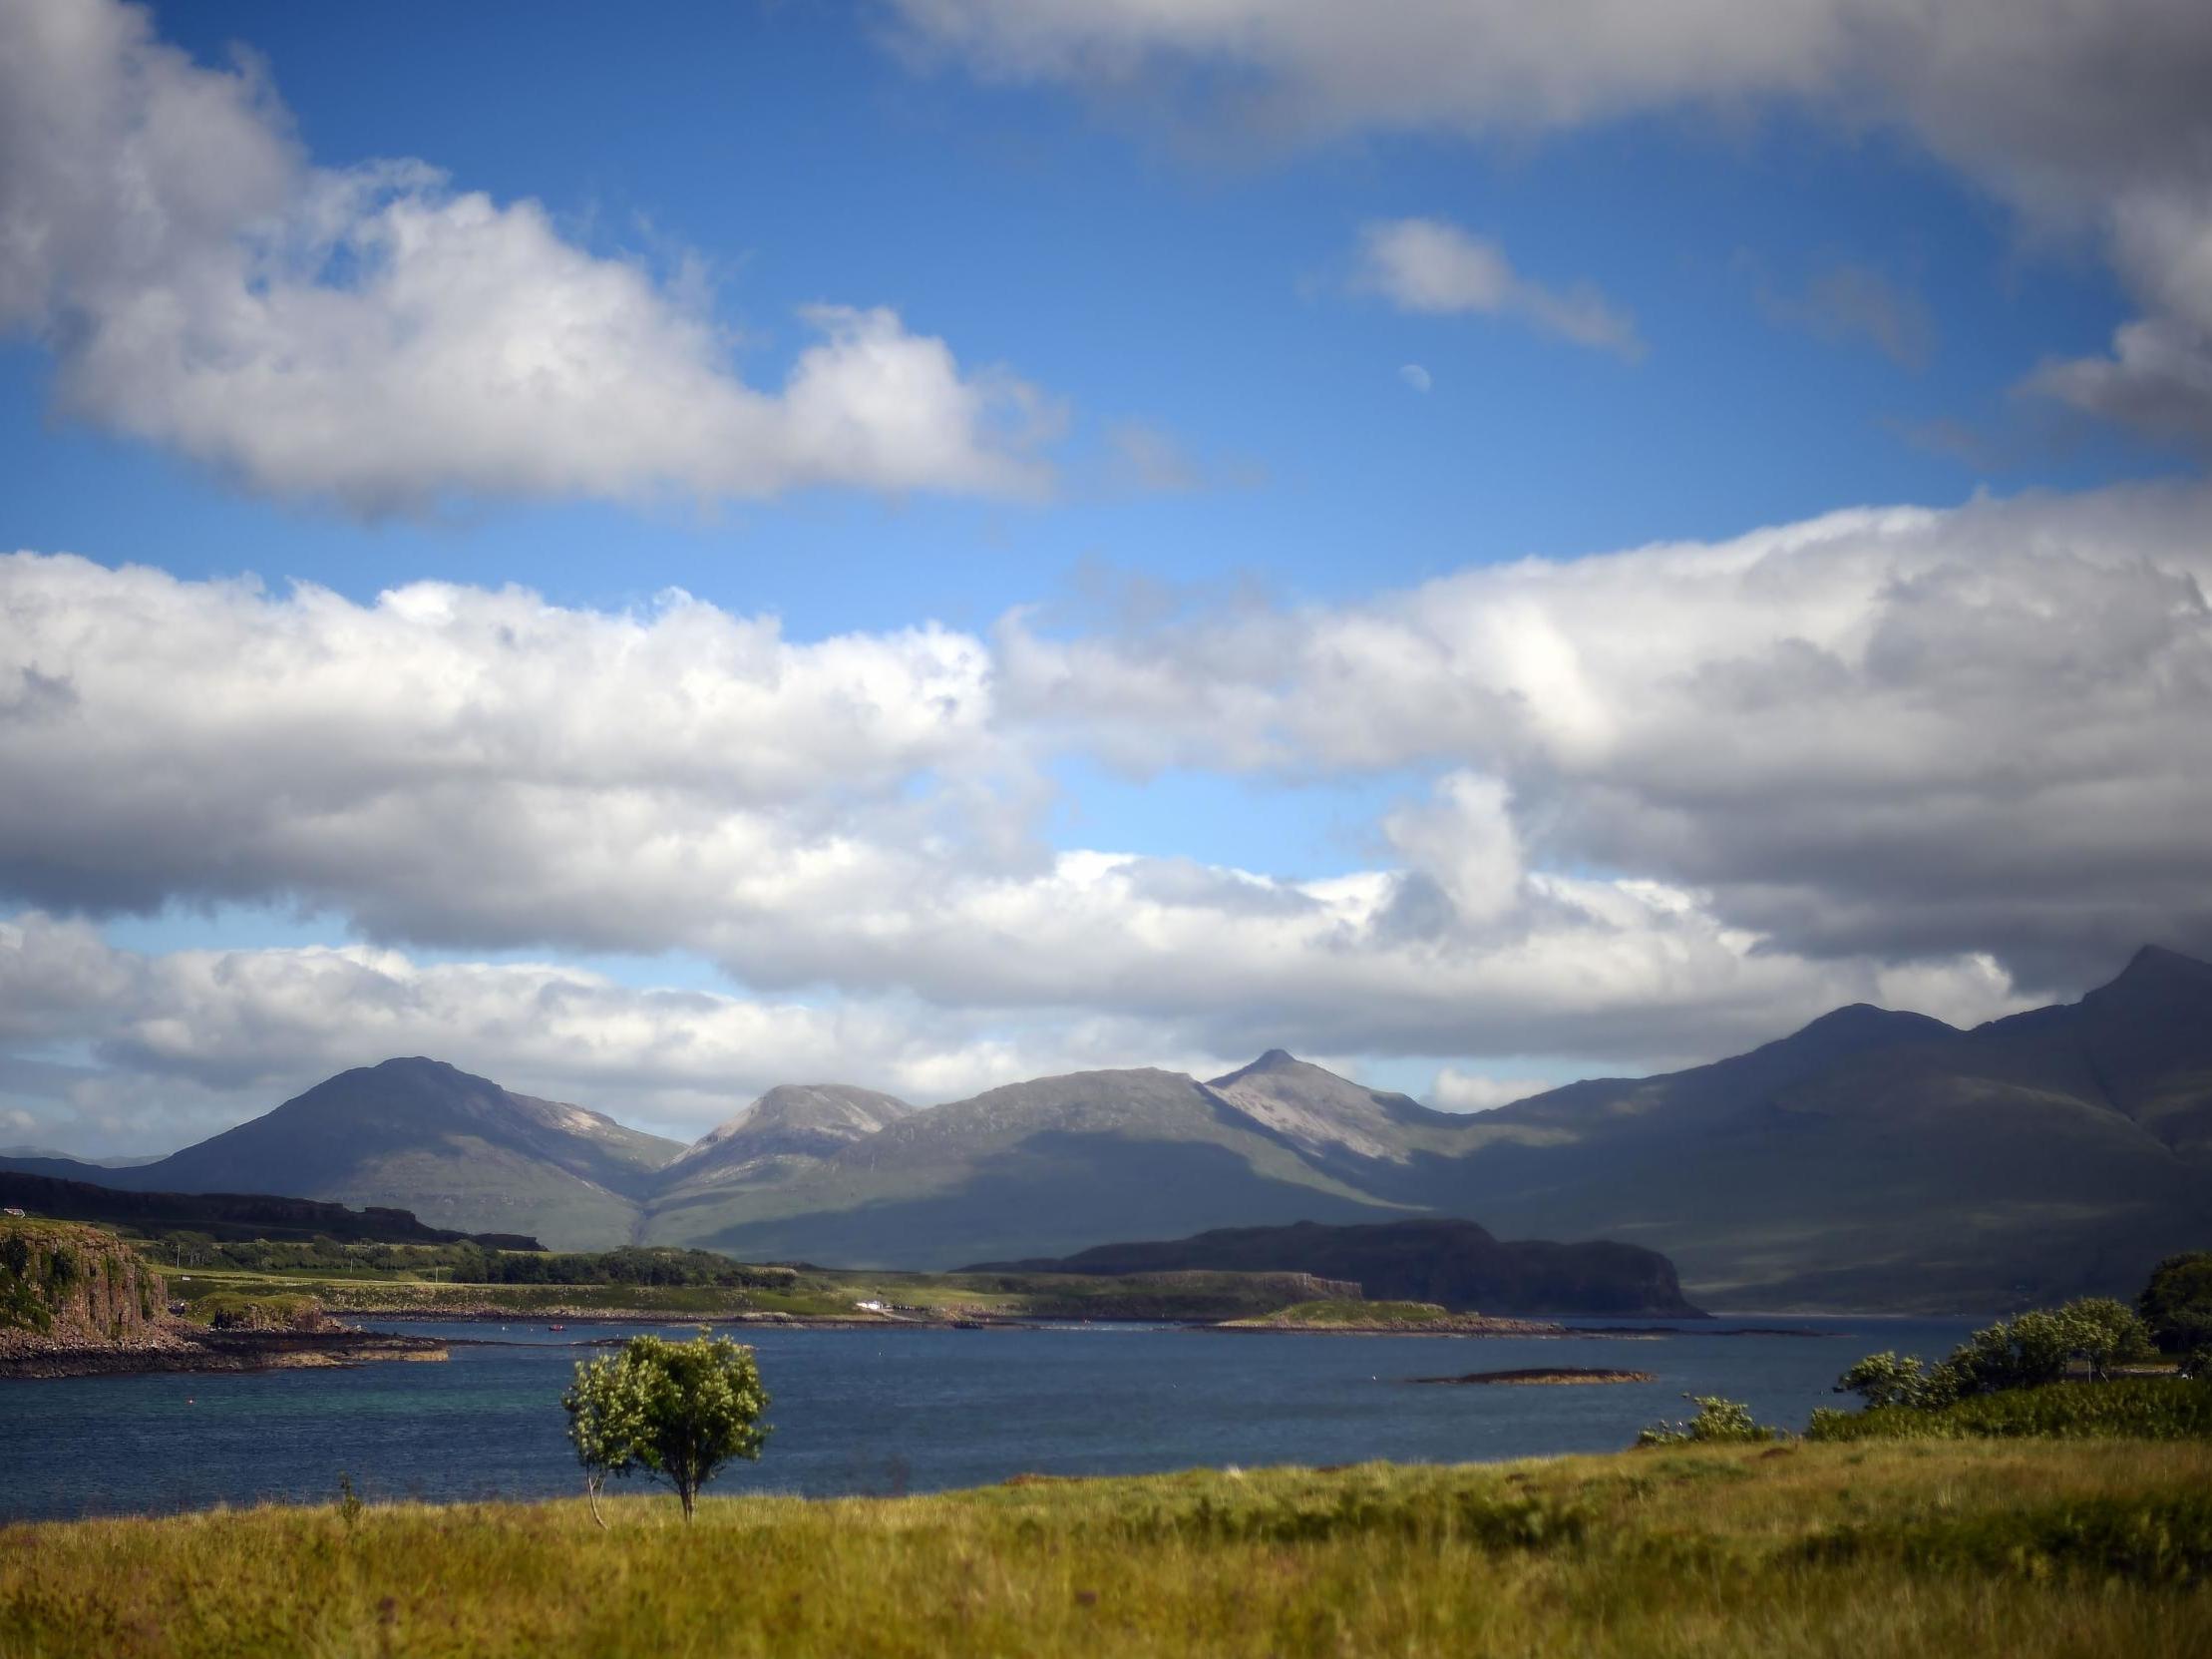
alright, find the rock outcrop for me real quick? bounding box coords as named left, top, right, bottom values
left=0, top=1218, right=173, bottom=1351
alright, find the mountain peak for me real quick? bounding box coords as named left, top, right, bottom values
left=663, top=1083, right=913, bottom=1184
left=1210, top=1048, right=1307, bottom=1087
left=2102, top=943, right=2212, bottom=996
left=1765, top=1002, right=1955, bottom=1057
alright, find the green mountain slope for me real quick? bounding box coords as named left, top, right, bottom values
left=56, top=1059, right=683, bottom=1250
left=644, top=1067, right=1414, bottom=1267
left=655, top=1083, right=914, bottom=1197
left=1438, top=948, right=2212, bottom=1310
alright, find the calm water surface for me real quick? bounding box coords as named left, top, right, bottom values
left=0, top=1315, right=1981, bottom=1522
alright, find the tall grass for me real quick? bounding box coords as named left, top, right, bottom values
left=5, top=1443, right=2209, bottom=1657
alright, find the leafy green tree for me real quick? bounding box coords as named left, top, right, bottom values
left=561, top=1331, right=770, bottom=1522
left=561, top=1350, right=645, bottom=1527
left=1833, top=1351, right=1939, bottom=1410
left=1635, top=1396, right=1782, bottom=1447
left=2053, top=1297, right=2154, bottom=1380
left=2139, top=1252, right=2212, bottom=1355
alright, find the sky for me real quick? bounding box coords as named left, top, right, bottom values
left=3, top=0, right=2210, bottom=1153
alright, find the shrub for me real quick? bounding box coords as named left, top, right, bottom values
left=1635, top=1396, right=1782, bottom=1448
left=1837, top=1298, right=2160, bottom=1413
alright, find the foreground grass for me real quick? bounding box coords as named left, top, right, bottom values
left=6, top=1443, right=2210, bottom=1658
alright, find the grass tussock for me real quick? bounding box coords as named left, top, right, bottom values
left=5, top=1443, right=2212, bottom=1658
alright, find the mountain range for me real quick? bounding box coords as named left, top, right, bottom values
left=7, top=945, right=2208, bottom=1310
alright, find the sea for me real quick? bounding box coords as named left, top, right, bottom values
left=0, top=1314, right=1982, bottom=1523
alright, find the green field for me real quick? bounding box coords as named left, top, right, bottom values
left=1229, top=1298, right=1456, bottom=1327
left=4, top=1443, right=2208, bottom=1658
left=156, top=1253, right=1342, bottom=1323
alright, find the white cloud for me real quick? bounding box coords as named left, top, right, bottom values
left=0, top=0, right=1056, bottom=510
left=1428, top=1069, right=1551, bottom=1112
left=890, top=0, right=2212, bottom=450
left=36, top=474, right=2212, bottom=1146
left=1398, top=363, right=1433, bottom=393
left=1355, top=218, right=1641, bottom=358
left=0, top=913, right=1238, bottom=1147
left=6, top=503, right=2141, bottom=1110
left=996, top=481, right=2212, bottom=990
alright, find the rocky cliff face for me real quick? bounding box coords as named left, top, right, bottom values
left=0, top=1219, right=170, bottom=1350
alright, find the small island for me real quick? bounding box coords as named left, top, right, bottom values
left=1406, top=1367, right=1659, bottom=1386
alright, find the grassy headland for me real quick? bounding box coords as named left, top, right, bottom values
left=4, top=1443, right=2208, bottom=1658
left=1220, top=1298, right=1562, bottom=1334
left=155, top=1251, right=1357, bottom=1325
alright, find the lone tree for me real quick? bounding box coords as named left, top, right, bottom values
left=561, top=1331, right=770, bottom=1522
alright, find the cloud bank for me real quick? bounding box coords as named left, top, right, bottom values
left=12, top=474, right=2212, bottom=1141
left=0, top=0, right=1056, bottom=510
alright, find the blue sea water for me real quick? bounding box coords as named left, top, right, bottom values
left=0, top=1315, right=1981, bottom=1523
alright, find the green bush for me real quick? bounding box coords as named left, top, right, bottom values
left=1806, top=1377, right=2212, bottom=1443
left=1636, top=1396, right=1783, bottom=1448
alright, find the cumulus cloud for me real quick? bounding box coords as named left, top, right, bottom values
left=9, top=498, right=2155, bottom=1104
left=34, top=475, right=2212, bottom=1145
left=1355, top=219, right=1641, bottom=357
left=997, top=481, right=2212, bottom=991
left=0, top=914, right=1245, bottom=1147
left=0, top=0, right=1055, bottom=510
left=889, top=0, right=2212, bottom=449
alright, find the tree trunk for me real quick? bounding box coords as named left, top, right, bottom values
left=586, top=1474, right=606, bottom=1529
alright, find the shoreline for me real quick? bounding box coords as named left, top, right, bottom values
left=0, top=1326, right=449, bottom=1381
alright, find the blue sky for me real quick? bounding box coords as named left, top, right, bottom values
left=3, top=0, right=2209, bottom=1148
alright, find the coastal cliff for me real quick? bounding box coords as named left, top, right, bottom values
left=0, top=1219, right=177, bottom=1353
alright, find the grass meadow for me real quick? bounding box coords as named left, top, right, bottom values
left=4, top=1441, right=2207, bottom=1658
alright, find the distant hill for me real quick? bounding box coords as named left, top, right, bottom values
left=0, top=1171, right=543, bottom=1249
left=1440, top=946, right=2212, bottom=1310
left=644, top=1067, right=1410, bottom=1266
left=8, top=945, right=2207, bottom=1306
left=0, top=1059, right=682, bottom=1250
left=973, top=1218, right=1703, bottom=1317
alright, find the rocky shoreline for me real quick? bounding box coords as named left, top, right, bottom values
left=0, top=1326, right=449, bottom=1380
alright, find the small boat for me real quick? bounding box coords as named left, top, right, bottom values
left=547, top=1324, right=566, bottom=1333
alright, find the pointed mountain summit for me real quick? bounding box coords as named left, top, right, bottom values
left=659, top=1083, right=913, bottom=1188
left=1208, top=1049, right=1462, bottom=1164
left=85, top=1058, right=684, bottom=1249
